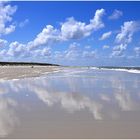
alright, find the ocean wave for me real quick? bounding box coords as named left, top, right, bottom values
left=90, top=67, right=140, bottom=74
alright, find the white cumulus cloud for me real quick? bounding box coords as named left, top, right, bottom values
left=109, top=9, right=123, bottom=20
left=103, top=45, right=110, bottom=49
left=19, top=19, right=29, bottom=28
left=0, top=2, right=17, bottom=36
left=7, top=41, right=26, bottom=57
left=64, top=42, right=80, bottom=60
left=0, top=39, right=8, bottom=47
left=115, top=21, right=139, bottom=44
left=134, top=47, right=140, bottom=57
left=61, top=9, right=105, bottom=40
left=27, top=9, right=105, bottom=50
left=82, top=50, right=97, bottom=58
left=99, top=31, right=112, bottom=40
left=111, top=21, right=140, bottom=57
left=28, top=25, right=61, bottom=50
left=111, top=44, right=127, bottom=57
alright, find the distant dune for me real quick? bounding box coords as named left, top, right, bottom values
left=0, top=61, right=60, bottom=66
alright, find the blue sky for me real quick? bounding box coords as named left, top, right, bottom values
left=0, top=1, right=140, bottom=66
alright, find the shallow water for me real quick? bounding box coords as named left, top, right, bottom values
left=0, top=68, right=140, bottom=138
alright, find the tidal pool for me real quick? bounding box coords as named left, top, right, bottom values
left=0, top=68, right=140, bottom=138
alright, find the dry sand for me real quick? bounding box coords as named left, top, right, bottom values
left=0, top=66, right=60, bottom=80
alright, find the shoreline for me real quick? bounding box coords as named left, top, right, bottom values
left=0, top=65, right=140, bottom=81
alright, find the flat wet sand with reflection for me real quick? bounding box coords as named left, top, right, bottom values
left=0, top=67, right=140, bottom=138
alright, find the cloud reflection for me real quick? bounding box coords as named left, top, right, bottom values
left=0, top=97, right=18, bottom=137
left=31, top=86, right=103, bottom=120
left=112, top=78, right=139, bottom=111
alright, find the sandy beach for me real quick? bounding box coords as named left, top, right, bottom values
left=0, top=66, right=60, bottom=80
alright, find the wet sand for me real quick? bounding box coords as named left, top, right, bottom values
left=0, top=67, right=140, bottom=138
left=0, top=66, right=60, bottom=80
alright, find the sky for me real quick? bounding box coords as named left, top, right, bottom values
left=0, top=1, right=140, bottom=66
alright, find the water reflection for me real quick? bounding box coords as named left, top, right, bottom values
left=31, top=86, right=103, bottom=120
left=0, top=69, right=140, bottom=138
left=0, top=97, right=18, bottom=137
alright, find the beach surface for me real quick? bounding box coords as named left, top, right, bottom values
left=0, top=67, right=140, bottom=138
left=0, top=66, right=60, bottom=80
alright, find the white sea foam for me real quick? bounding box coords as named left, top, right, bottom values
left=90, top=67, right=140, bottom=74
